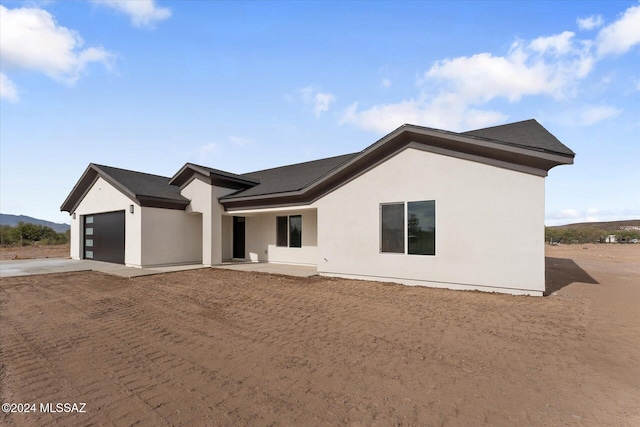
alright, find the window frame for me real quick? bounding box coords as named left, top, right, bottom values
left=380, top=202, right=405, bottom=254
left=276, top=215, right=303, bottom=248
left=276, top=216, right=288, bottom=247
left=380, top=200, right=436, bottom=256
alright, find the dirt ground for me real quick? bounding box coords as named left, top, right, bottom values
left=0, top=244, right=70, bottom=260
left=0, top=244, right=638, bottom=426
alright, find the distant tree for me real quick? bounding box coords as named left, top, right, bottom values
left=0, top=222, right=69, bottom=246
left=545, top=226, right=609, bottom=244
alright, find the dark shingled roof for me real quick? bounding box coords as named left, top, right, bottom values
left=221, top=153, right=358, bottom=200
left=174, top=163, right=260, bottom=186
left=221, top=119, right=572, bottom=201
left=463, top=119, right=575, bottom=156
left=63, top=118, right=573, bottom=212
left=93, top=164, right=188, bottom=203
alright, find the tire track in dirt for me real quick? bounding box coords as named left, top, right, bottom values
left=1, top=246, right=638, bottom=426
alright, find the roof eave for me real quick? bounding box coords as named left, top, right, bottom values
left=220, top=124, right=574, bottom=210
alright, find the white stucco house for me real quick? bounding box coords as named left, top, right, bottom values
left=61, top=119, right=574, bottom=296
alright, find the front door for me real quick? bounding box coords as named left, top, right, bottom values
left=233, top=216, right=245, bottom=259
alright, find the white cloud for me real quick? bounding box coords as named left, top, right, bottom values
left=229, top=136, right=252, bottom=147
left=92, top=0, right=171, bottom=29
left=342, top=3, right=640, bottom=134
left=342, top=31, right=593, bottom=133
left=0, top=5, right=114, bottom=86
left=313, top=92, right=336, bottom=117
left=596, top=4, right=640, bottom=56
left=197, top=142, right=219, bottom=161
left=577, top=15, right=604, bottom=31
left=580, top=105, right=621, bottom=125
left=425, top=37, right=594, bottom=102
left=300, top=86, right=336, bottom=117
left=381, top=78, right=391, bottom=88
left=530, top=31, right=576, bottom=56
left=341, top=97, right=507, bottom=133
left=0, top=72, right=19, bottom=102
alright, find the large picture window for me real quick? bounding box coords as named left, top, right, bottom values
left=380, top=201, right=436, bottom=256
left=276, top=215, right=302, bottom=248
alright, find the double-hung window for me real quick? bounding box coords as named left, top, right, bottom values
left=276, top=215, right=302, bottom=248
left=381, top=201, right=435, bottom=255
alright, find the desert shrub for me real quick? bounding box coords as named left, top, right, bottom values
left=545, top=226, right=607, bottom=244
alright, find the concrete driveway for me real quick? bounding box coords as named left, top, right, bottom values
left=0, top=259, right=205, bottom=278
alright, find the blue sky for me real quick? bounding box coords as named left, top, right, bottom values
left=1, top=0, right=638, bottom=226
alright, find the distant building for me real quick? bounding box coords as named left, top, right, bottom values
left=605, top=235, right=618, bottom=243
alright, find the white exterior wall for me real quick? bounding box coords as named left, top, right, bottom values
left=181, top=176, right=236, bottom=266
left=238, top=210, right=318, bottom=265
left=140, top=207, right=202, bottom=267
left=221, top=216, right=232, bottom=261
left=69, top=177, right=142, bottom=267
left=315, top=148, right=546, bottom=295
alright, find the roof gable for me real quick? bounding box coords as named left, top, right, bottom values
left=61, top=164, right=189, bottom=213
left=169, top=163, right=259, bottom=189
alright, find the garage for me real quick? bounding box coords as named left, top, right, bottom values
left=84, top=210, right=125, bottom=264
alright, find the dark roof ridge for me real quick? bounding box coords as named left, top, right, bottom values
left=92, top=163, right=172, bottom=180
left=183, top=161, right=240, bottom=176
left=465, top=118, right=538, bottom=133
left=460, top=118, right=575, bottom=156
left=241, top=152, right=359, bottom=177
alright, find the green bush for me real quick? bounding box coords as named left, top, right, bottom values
left=0, top=222, right=69, bottom=246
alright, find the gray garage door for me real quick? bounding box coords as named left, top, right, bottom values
left=84, top=211, right=125, bottom=264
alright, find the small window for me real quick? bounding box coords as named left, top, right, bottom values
left=85, top=250, right=93, bottom=259
left=381, top=203, right=404, bottom=253
left=276, top=216, right=288, bottom=247
left=85, top=227, right=93, bottom=236
left=289, top=215, right=302, bottom=248
left=85, top=239, right=93, bottom=247
left=85, top=216, right=94, bottom=224
left=276, top=215, right=302, bottom=248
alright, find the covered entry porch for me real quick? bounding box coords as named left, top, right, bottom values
left=221, top=206, right=318, bottom=266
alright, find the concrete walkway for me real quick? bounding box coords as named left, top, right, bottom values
left=0, top=258, right=206, bottom=278
left=0, top=259, right=317, bottom=279
left=215, top=262, right=317, bottom=277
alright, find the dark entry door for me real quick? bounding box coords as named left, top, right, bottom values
left=233, top=216, right=245, bottom=259
left=84, top=210, right=125, bottom=264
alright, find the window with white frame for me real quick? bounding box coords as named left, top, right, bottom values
left=380, top=201, right=435, bottom=255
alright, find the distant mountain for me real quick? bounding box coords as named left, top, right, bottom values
left=548, top=219, right=640, bottom=231
left=0, top=214, right=70, bottom=233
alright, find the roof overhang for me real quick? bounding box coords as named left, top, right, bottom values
left=221, top=124, right=574, bottom=212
